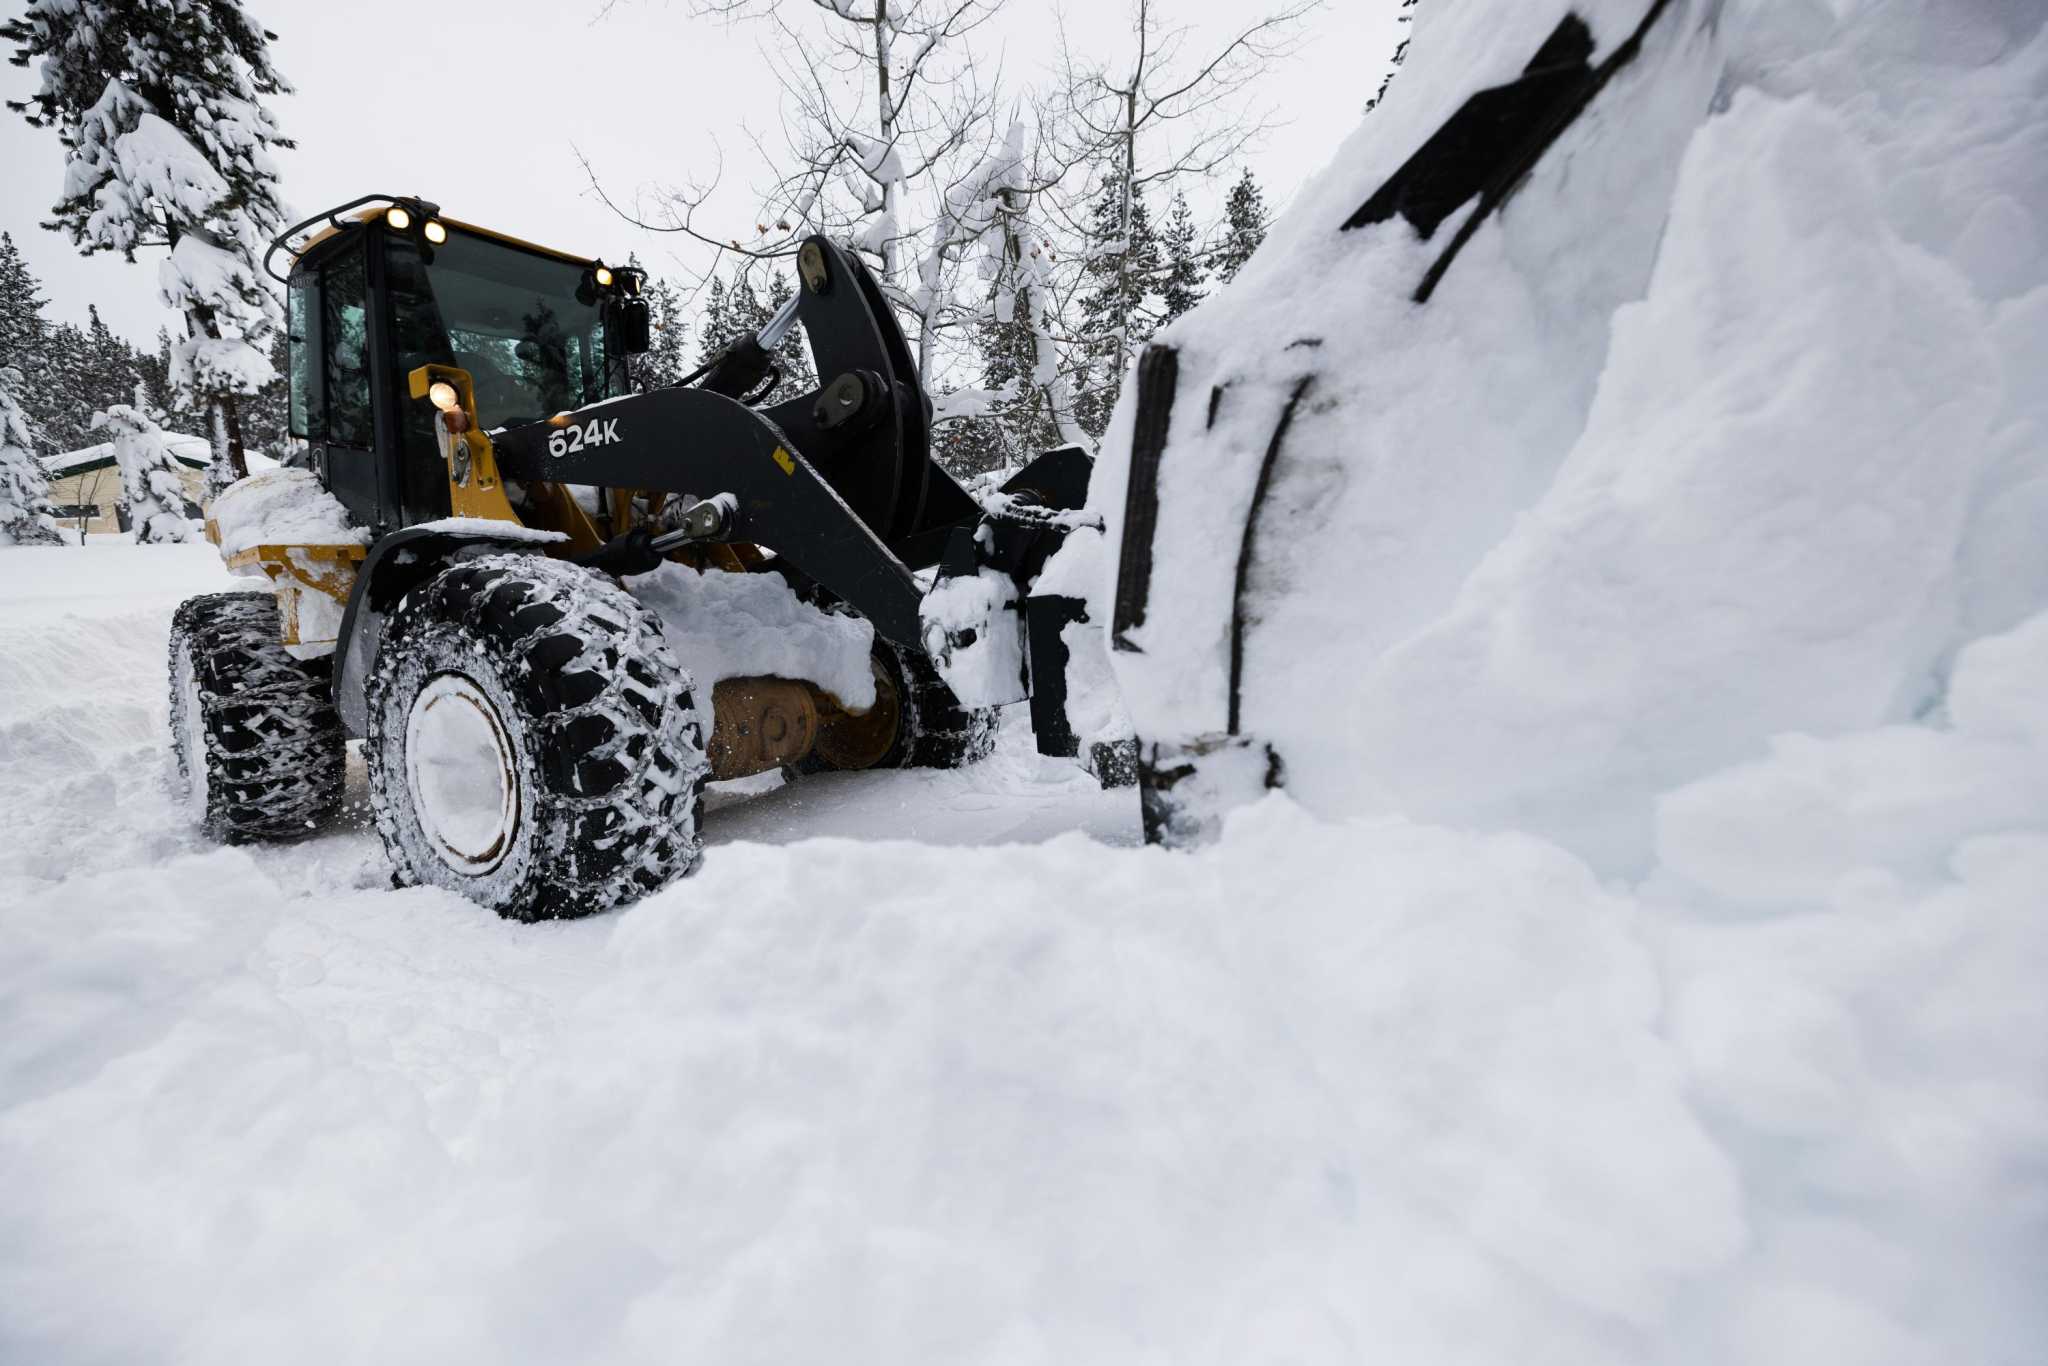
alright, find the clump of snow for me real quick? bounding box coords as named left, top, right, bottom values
left=409, top=516, right=569, bottom=544
left=918, top=566, right=1025, bottom=707
left=629, top=562, right=876, bottom=728
left=1032, top=526, right=1132, bottom=750
left=209, top=468, right=367, bottom=560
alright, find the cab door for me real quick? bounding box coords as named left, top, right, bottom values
left=289, top=238, right=388, bottom=530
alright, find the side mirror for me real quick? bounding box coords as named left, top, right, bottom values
left=615, top=298, right=651, bottom=355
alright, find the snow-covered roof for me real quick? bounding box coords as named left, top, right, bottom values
left=39, top=434, right=213, bottom=476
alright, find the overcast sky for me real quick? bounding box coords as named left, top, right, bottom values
left=0, top=0, right=1403, bottom=345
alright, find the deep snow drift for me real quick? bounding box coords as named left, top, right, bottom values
left=1088, top=0, right=2048, bottom=875
left=5, top=0, right=2047, bottom=1361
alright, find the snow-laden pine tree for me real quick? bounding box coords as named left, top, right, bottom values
left=35, top=321, right=93, bottom=453
left=695, top=265, right=813, bottom=404
left=0, top=365, right=62, bottom=546
left=1074, top=170, right=1163, bottom=440
left=0, top=233, right=54, bottom=448
left=0, top=233, right=47, bottom=376
left=92, top=388, right=199, bottom=543
left=5, top=0, right=293, bottom=495
left=235, top=330, right=291, bottom=459
left=1159, top=190, right=1207, bottom=325
left=137, top=327, right=178, bottom=415
left=630, top=261, right=689, bottom=391
left=695, top=276, right=735, bottom=368
left=1213, top=168, right=1270, bottom=285
left=953, top=120, right=1086, bottom=471
left=83, top=306, right=142, bottom=422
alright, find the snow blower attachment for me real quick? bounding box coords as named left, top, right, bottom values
left=169, top=196, right=1101, bottom=919
left=1103, top=0, right=1695, bottom=846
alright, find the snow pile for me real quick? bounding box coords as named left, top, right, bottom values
left=1, top=559, right=2043, bottom=1362
left=208, top=467, right=368, bottom=559
left=4, top=2, right=2046, bottom=1360
left=629, top=562, right=877, bottom=726
left=1087, top=0, right=2048, bottom=873
left=918, top=566, right=1024, bottom=707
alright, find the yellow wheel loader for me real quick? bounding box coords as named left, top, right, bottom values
left=168, top=195, right=1101, bottom=919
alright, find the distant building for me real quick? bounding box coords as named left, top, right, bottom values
left=38, top=436, right=212, bottom=536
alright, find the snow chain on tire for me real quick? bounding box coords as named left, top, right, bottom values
left=168, top=592, right=346, bottom=843
left=885, top=641, right=998, bottom=769
left=365, top=553, right=709, bottom=921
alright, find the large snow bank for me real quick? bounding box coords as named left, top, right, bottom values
left=4, top=2, right=2045, bottom=1360
left=1088, top=0, right=2048, bottom=875
left=2, top=577, right=2040, bottom=1361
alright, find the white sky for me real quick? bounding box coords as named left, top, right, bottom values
left=0, top=0, right=1404, bottom=346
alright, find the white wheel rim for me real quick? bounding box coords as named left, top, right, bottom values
left=175, top=644, right=210, bottom=821
left=405, top=672, right=520, bottom=876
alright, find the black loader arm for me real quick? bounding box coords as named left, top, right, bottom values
left=494, top=386, right=926, bottom=648
left=492, top=235, right=980, bottom=650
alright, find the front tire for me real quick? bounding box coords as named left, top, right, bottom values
left=365, top=554, right=708, bottom=921
left=809, top=639, right=998, bottom=773
left=168, top=592, right=346, bottom=842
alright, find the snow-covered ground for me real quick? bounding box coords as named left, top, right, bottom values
left=5, top=2, right=2046, bottom=1356
left=6, top=534, right=2045, bottom=1364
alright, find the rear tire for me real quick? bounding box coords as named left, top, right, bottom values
left=168, top=592, right=346, bottom=843
left=365, top=554, right=708, bottom=921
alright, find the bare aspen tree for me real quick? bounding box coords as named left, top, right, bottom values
left=586, top=0, right=1005, bottom=380
left=1054, top=0, right=1317, bottom=424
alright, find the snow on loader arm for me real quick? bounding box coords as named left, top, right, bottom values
left=168, top=197, right=1105, bottom=919
left=1088, top=0, right=1713, bottom=844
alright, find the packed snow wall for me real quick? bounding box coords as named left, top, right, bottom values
left=1077, top=0, right=2048, bottom=873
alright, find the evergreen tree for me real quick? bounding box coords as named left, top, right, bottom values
left=1159, top=189, right=1207, bottom=326
left=0, top=233, right=54, bottom=447
left=83, top=305, right=142, bottom=421
left=136, top=327, right=177, bottom=416
left=758, top=272, right=816, bottom=402
left=695, top=276, right=735, bottom=366
left=638, top=276, right=688, bottom=391
left=6, top=0, right=295, bottom=489
left=0, top=365, right=62, bottom=546
left=1213, top=168, right=1271, bottom=285
left=0, top=232, right=47, bottom=376
left=695, top=265, right=814, bottom=403
left=1073, top=169, right=1162, bottom=440
left=91, top=388, right=200, bottom=543
left=236, top=330, right=291, bottom=460
left=35, top=321, right=93, bottom=453
left=966, top=244, right=1063, bottom=474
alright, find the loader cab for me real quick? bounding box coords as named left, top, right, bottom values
left=281, top=201, right=640, bottom=532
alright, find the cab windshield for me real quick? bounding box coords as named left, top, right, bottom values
left=384, top=226, right=611, bottom=430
